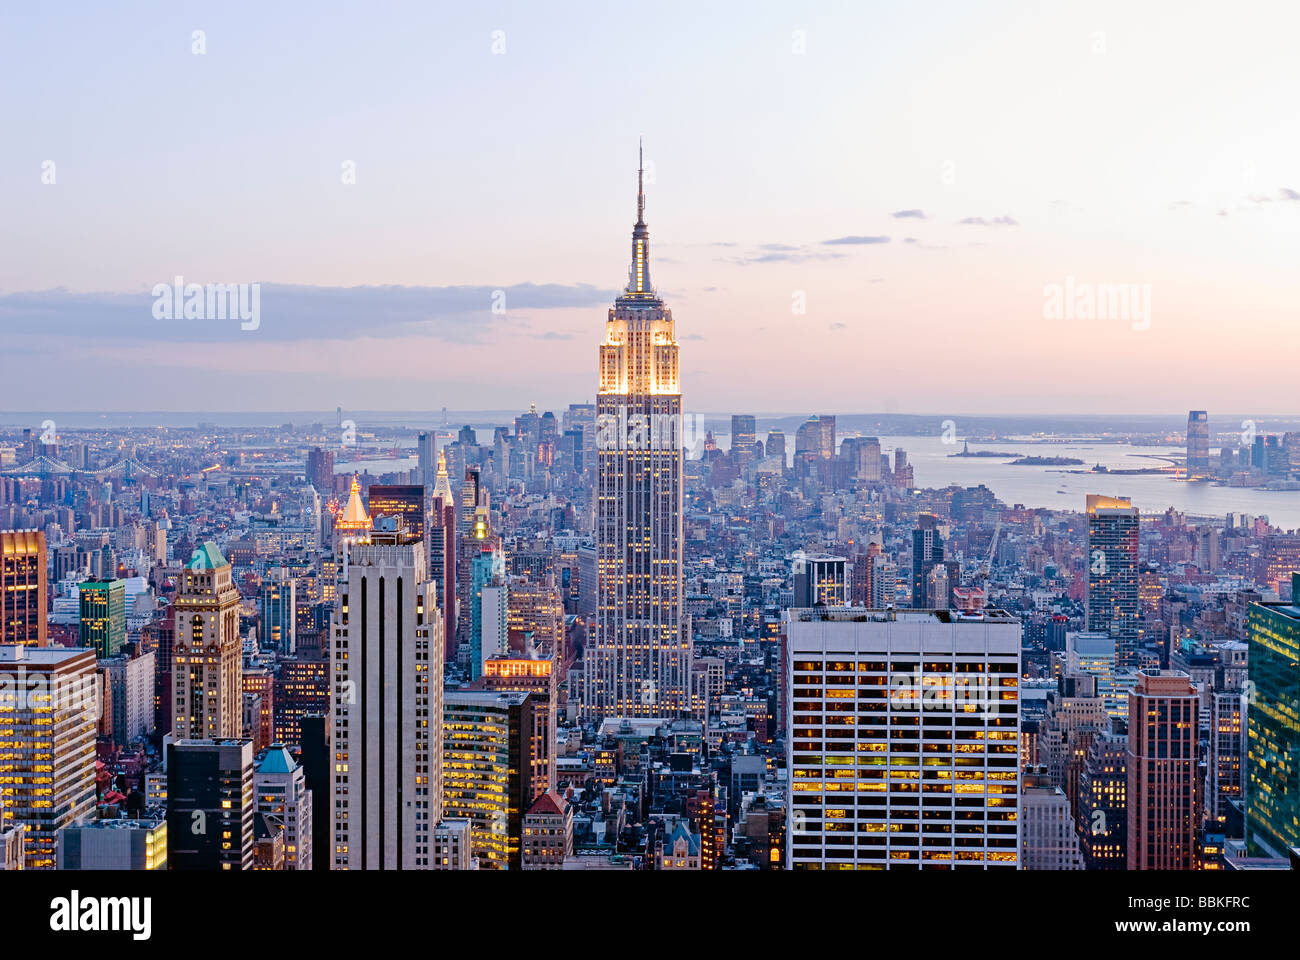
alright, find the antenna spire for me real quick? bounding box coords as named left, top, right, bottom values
left=636, top=137, right=645, bottom=225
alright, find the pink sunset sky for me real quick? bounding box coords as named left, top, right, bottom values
left=2, top=1, right=1298, bottom=414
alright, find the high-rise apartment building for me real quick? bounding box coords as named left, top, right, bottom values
left=0, top=644, right=98, bottom=869
left=785, top=608, right=1022, bottom=869
left=330, top=516, right=444, bottom=869
left=103, top=650, right=156, bottom=744
left=1, top=529, right=47, bottom=647
left=255, top=744, right=312, bottom=870
left=1085, top=495, right=1141, bottom=668
left=1126, top=670, right=1201, bottom=870
left=172, top=542, right=243, bottom=739
left=585, top=147, right=689, bottom=720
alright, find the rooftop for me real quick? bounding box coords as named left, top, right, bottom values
left=786, top=607, right=1018, bottom=624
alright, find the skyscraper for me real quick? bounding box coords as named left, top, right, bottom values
left=255, top=744, right=313, bottom=871
left=78, top=577, right=126, bottom=658
left=0, top=644, right=98, bottom=869
left=306, top=446, right=334, bottom=494
left=1, top=529, right=47, bottom=648
left=1126, top=670, right=1201, bottom=870
left=785, top=608, right=1022, bottom=869
left=1085, top=495, right=1140, bottom=668
left=469, top=547, right=506, bottom=680
left=911, top=514, right=945, bottom=608
left=585, top=145, right=689, bottom=720
left=330, top=516, right=444, bottom=869
left=1186, top=410, right=1210, bottom=476
left=259, top=568, right=297, bottom=656
left=730, top=414, right=757, bottom=469
left=166, top=738, right=255, bottom=871
left=765, top=429, right=786, bottom=466
left=172, top=543, right=243, bottom=740
left=442, top=689, right=543, bottom=869
left=1244, top=572, right=1300, bottom=858
left=430, top=448, right=457, bottom=663
left=367, top=484, right=427, bottom=545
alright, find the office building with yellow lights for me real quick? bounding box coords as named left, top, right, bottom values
left=443, top=689, right=541, bottom=869
left=0, top=643, right=98, bottom=870
left=1, top=529, right=47, bottom=648
left=784, top=608, right=1022, bottom=869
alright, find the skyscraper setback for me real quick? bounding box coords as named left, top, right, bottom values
left=584, top=145, right=689, bottom=720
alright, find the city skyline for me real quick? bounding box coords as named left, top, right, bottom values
left=4, top=3, right=1300, bottom=413
left=1, top=2, right=1298, bottom=913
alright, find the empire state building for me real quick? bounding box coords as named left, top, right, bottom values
left=583, top=145, right=690, bottom=720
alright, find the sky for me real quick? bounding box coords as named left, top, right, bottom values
left=2, top=1, right=1299, bottom=416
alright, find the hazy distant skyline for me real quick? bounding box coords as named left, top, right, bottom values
left=4, top=1, right=1299, bottom=413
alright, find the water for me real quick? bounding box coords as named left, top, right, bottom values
left=719, top=432, right=1300, bottom=530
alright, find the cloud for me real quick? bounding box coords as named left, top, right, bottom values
left=532, top=331, right=575, bottom=341
left=0, top=282, right=617, bottom=343
left=1280, top=188, right=1300, bottom=201
left=830, top=322, right=848, bottom=330
left=957, top=216, right=1018, bottom=227
left=890, top=209, right=927, bottom=219
left=822, top=235, right=891, bottom=245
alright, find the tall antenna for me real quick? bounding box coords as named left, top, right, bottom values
left=637, top=136, right=645, bottom=225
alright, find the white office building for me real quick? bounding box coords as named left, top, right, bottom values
left=785, top=608, right=1021, bottom=869
left=331, top=518, right=444, bottom=869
